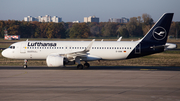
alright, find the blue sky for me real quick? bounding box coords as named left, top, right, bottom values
left=0, top=0, right=180, bottom=22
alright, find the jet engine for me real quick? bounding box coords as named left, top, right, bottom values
left=46, top=55, right=64, bottom=67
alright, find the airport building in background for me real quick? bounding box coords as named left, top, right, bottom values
left=109, top=17, right=129, bottom=23
left=24, top=15, right=62, bottom=23
left=84, top=16, right=99, bottom=23
left=4, top=29, right=20, bottom=40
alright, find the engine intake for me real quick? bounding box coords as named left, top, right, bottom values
left=46, top=55, right=64, bottom=67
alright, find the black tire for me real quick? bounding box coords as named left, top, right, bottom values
left=77, top=64, right=83, bottom=69
left=84, top=63, right=90, bottom=68
left=23, top=65, right=27, bottom=69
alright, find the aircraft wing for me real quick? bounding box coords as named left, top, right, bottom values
left=150, top=43, right=177, bottom=50
left=59, top=39, right=95, bottom=60
left=165, top=43, right=177, bottom=50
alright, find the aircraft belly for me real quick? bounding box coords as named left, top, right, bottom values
left=101, top=53, right=128, bottom=60
left=90, top=50, right=130, bottom=60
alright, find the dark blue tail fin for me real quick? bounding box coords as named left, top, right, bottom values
left=127, top=13, right=174, bottom=59
left=141, top=13, right=174, bottom=45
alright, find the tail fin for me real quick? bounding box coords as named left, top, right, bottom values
left=127, top=13, right=174, bottom=59
left=141, top=13, right=174, bottom=45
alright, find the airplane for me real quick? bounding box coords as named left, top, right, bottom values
left=1, top=13, right=174, bottom=69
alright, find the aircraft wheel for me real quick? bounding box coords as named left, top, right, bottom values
left=84, top=63, right=90, bottom=68
left=77, top=64, right=83, bottom=69
left=23, top=65, right=27, bottom=69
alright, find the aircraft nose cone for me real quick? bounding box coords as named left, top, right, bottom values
left=1, top=49, right=8, bottom=58
left=2, top=50, right=6, bottom=57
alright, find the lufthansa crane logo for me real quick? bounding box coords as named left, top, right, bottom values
left=152, top=27, right=167, bottom=40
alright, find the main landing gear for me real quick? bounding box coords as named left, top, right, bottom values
left=75, top=57, right=90, bottom=69
left=84, top=62, right=90, bottom=68
left=77, top=64, right=84, bottom=69
left=77, top=62, right=90, bottom=69
left=23, top=59, right=28, bottom=69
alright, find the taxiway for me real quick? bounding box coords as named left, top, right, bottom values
left=0, top=66, right=180, bottom=101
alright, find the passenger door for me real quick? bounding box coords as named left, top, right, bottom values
left=20, top=43, right=26, bottom=53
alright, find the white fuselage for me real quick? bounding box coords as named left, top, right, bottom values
left=2, top=41, right=139, bottom=61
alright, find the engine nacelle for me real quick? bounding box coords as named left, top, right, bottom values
left=46, top=55, right=64, bottom=67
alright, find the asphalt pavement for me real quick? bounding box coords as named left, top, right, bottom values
left=0, top=66, right=180, bottom=101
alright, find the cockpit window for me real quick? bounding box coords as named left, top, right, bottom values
left=9, top=46, right=15, bottom=49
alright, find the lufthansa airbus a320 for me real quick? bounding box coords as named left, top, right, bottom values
left=2, top=13, right=175, bottom=69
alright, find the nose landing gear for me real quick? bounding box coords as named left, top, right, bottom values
left=23, top=59, right=28, bottom=69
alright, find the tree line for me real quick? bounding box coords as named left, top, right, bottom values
left=0, top=14, right=180, bottom=39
